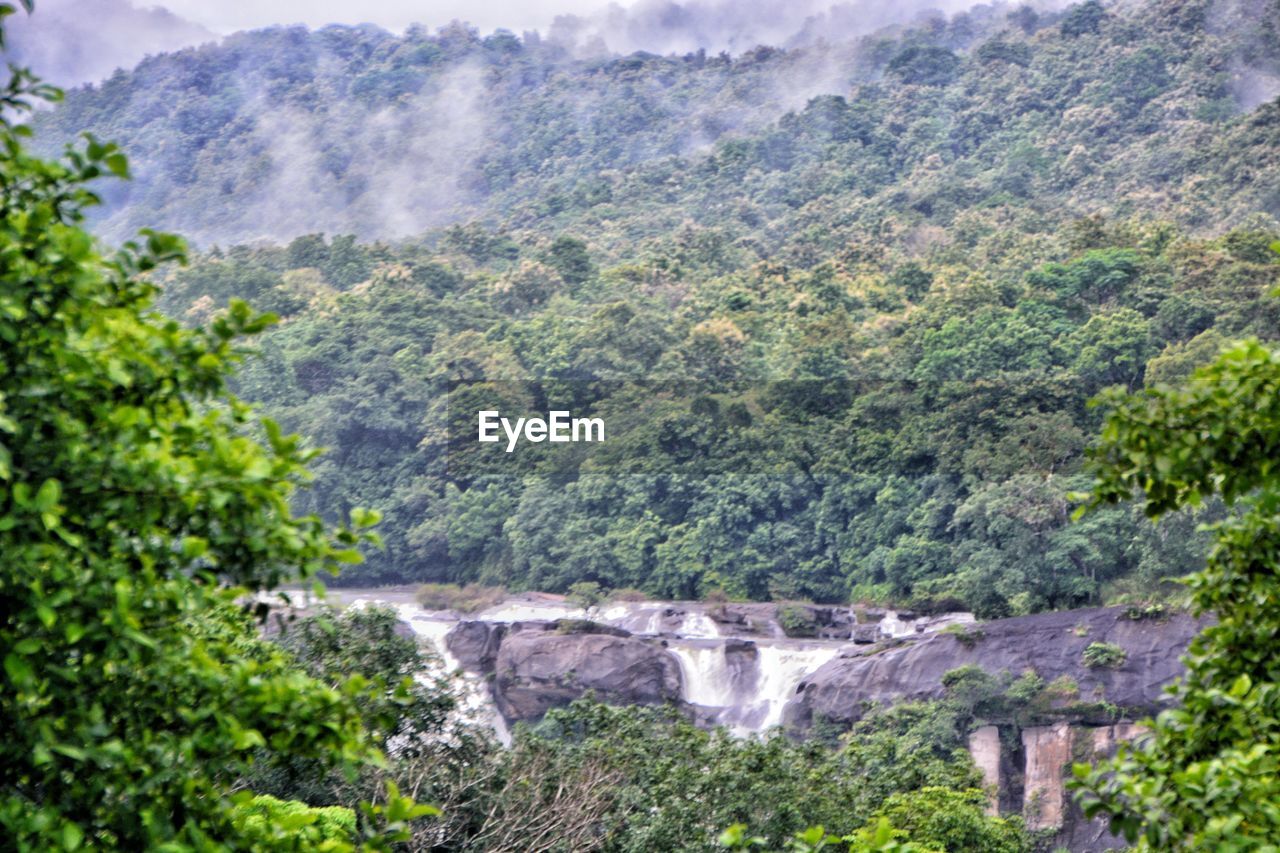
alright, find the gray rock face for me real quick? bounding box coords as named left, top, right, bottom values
left=722, top=638, right=759, bottom=683
left=492, top=627, right=683, bottom=723
left=851, top=624, right=880, bottom=644
left=446, top=620, right=507, bottom=673
left=785, top=606, right=1202, bottom=731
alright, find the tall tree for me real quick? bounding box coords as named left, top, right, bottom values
left=0, top=9, right=427, bottom=847
left=1072, top=331, right=1280, bottom=847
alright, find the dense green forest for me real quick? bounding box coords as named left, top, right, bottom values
left=8, top=0, right=1280, bottom=848
left=151, top=218, right=1278, bottom=617
left=34, top=0, right=1280, bottom=614
left=35, top=0, right=1280, bottom=612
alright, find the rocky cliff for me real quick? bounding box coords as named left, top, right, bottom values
left=436, top=602, right=1201, bottom=852
left=781, top=606, right=1202, bottom=852
left=784, top=606, right=1201, bottom=730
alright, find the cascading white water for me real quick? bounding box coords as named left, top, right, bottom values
left=392, top=603, right=461, bottom=671
left=598, top=604, right=632, bottom=624
left=678, top=611, right=720, bottom=638
left=877, top=610, right=975, bottom=640
left=609, top=605, right=668, bottom=635
left=669, top=642, right=743, bottom=708
left=393, top=602, right=512, bottom=745
left=320, top=590, right=971, bottom=741
left=739, top=645, right=841, bottom=730
left=641, top=610, right=664, bottom=635
left=670, top=638, right=841, bottom=733
left=878, top=610, right=915, bottom=638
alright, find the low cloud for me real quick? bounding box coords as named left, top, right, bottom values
left=8, top=0, right=215, bottom=87
left=215, top=62, right=491, bottom=243
left=546, top=0, right=1052, bottom=56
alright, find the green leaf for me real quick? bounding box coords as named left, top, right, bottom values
left=181, top=536, right=208, bottom=559
left=4, top=653, right=32, bottom=685
left=232, top=728, right=266, bottom=750
left=34, top=478, right=60, bottom=512
left=52, top=744, right=87, bottom=760
left=61, top=822, right=83, bottom=850
left=103, top=152, right=129, bottom=178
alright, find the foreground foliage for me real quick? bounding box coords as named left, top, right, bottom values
left=0, top=23, right=428, bottom=846
left=1071, top=334, right=1280, bottom=847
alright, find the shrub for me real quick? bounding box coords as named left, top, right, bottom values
left=554, top=619, right=628, bottom=637
left=863, top=787, right=1032, bottom=853
left=777, top=602, right=819, bottom=638
left=1082, top=642, right=1127, bottom=669
left=1005, top=670, right=1048, bottom=706
left=233, top=795, right=355, bottom=845
left=567, top=580, right=605, bottom=610
left=1043, top=675, right=1080, bottom=703
left=943, top=623, right=986, bottom=648
left=1122, top=603, right=1168, bottom=621
left=942, top=665, right=1004, bottom=716
left=416, top=582, right=506, bottom=613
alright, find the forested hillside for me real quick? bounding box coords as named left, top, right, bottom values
left=34, top=0, right=1280, bottom=245
left=33, top=0, right=1280, bottom=616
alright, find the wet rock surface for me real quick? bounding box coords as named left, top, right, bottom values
left=784, top=606, right=1202, bottom=731
left=490, top=624, right=684, bottom=723
left=445, top=620, right=507, bottom=673
left=707, top=603, right=780, bottom=636
left=342, top=590, right=1203, bottom=851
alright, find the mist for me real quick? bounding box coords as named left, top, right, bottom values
left=22, top=0, right=1280, bottom=247
left=7, top=0, right=214, bottom=87
left=241, top=62, right=491, bottom=243
left=546, top=0, right=1030, bottom=56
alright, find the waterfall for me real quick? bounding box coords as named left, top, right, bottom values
left=321, top=590, right=914, bottom=741
left=388, top=604, right=456, bottom=667
left=877, top=610, right=975, bottom=640
left=878, top=610, right=915, bottom=638
left=598, top=603, right=665, bottom=635
left=670, top=642, right=744, bottom=708
left=738, top=645, right=841, bottom=730
left=598, top=604, right=632, bottom=623
left=641, top=610, right=664, bottom=635
left=393, top=602, right=512, bottom=745
left=670, top=639, right=840, bottom=733
left=679, top=611, right=720, bottom=638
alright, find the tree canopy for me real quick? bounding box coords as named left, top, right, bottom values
left=1071, top=332, right=1280, bottom=848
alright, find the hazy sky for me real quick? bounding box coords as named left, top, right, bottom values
left=12, top=0, right=996, bottom=88
left=156, top=0, right=619, bottom=34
